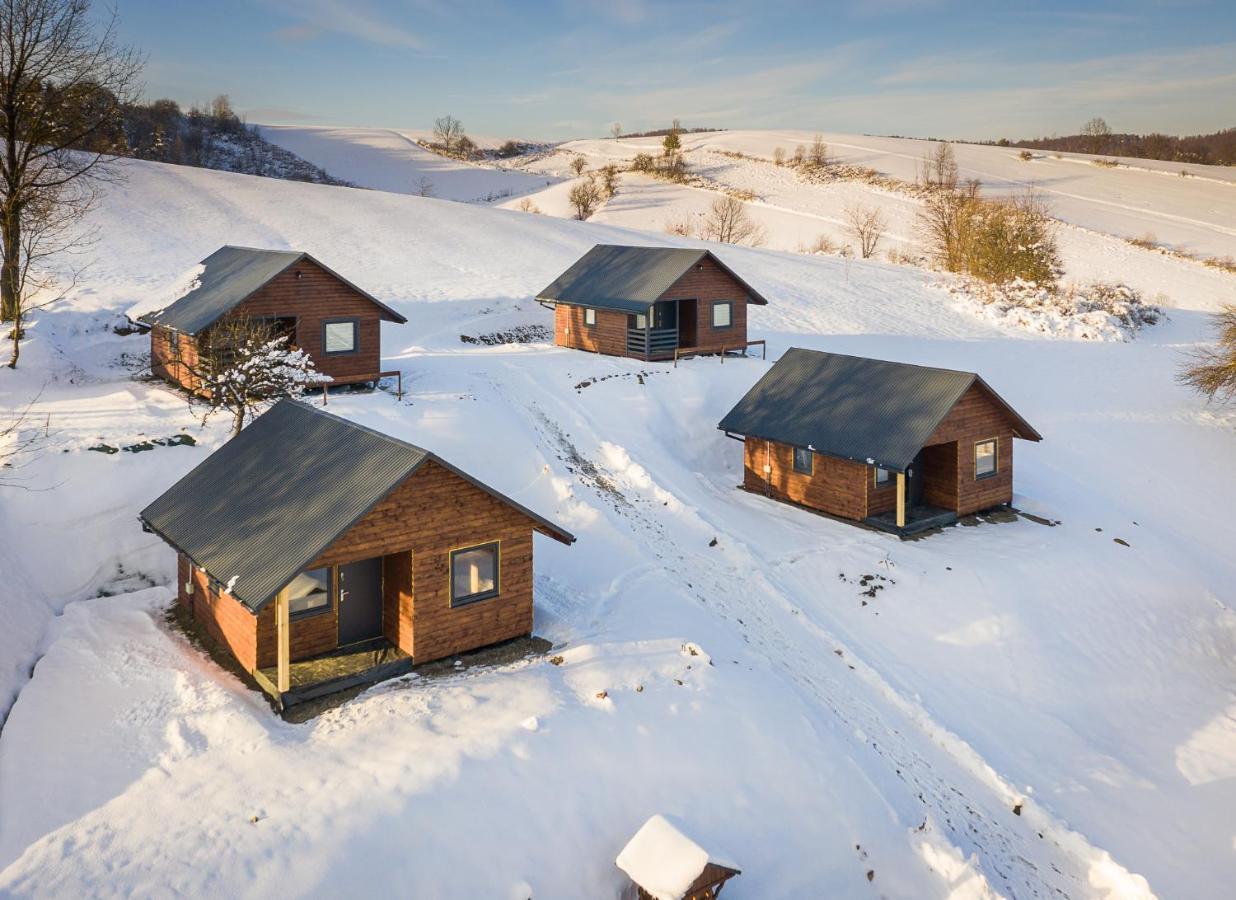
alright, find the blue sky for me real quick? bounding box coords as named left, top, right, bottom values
left=119, top=1, right=1236, bottom=140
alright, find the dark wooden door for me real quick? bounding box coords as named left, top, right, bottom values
left=338, top=557, right=382, bottom=645
left=906, top=450, right=926, bottom=509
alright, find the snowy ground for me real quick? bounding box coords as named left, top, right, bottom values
left=0, top=159, right=1234, bottom=897
left=259, top=125, right=555, bottom=202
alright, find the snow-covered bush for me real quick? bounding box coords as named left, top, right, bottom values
left=189, top=319, right=332, bottom=435
left=939, top=278, right=1162, bottom=341
left=1179, top=305, right=1236, bottom=403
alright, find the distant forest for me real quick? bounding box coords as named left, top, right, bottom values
left=999, top=126, right=1236, bottom=167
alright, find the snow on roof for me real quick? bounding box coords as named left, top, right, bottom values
left=615, top=815, right=736, bottom=900
left=125, top=263, right=206, bottom=322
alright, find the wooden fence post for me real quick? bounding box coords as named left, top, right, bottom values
left=275, top=587, right=290, bottom=694
left=896, top=473, right=906, bottom=529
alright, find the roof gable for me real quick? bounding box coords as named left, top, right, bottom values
left=717, top=349, right=1039, bottom=472
left=140, top=401, right=572, bottom=612
left=536, top=244, right=769, bottom=313
left=136, top=246, right=407, bottom=334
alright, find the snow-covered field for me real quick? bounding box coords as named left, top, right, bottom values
left=259, top=125, right=554, bottom=202
left=0, top=157, right=1234, bottom=898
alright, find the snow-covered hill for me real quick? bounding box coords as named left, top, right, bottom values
left=0, top=159, right=1233, bottom=898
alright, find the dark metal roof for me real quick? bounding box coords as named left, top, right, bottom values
left=536, top=244, right=770, bottom=313
left=136, top=245, right=407, bottom=334
left=140, top=400, right=573, bottom=612
left=717, top=348, right=1041, bottom=472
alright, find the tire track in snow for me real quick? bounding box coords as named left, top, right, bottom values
left=504, top=374, right=1152, bottom=899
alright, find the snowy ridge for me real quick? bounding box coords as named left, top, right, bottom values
left=0, top=157, right=1232, bottom=897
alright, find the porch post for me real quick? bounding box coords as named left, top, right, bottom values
left=896, top=472, right=906, bottom=529
left=275, top=586, right=290, bottom=694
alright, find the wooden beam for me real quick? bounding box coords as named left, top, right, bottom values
left=896, top=472, right=906, bottom=529
left=275, top=587, right=290, bottom=694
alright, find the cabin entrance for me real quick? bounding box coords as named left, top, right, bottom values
left=338, top=556, right=383, bottom=645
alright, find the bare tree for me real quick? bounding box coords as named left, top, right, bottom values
left=791, top=144, right=806, bottom=166
left=0, top=385, right=49, bottom=487
left=772, top=146, right=786, bottom=167
left=919, top=141, right=959, bottom=190
left=599, top=164, right=620, bottom=199
left=1082, top=117, right=1112, bottom=155
left=569, top=155, right=587, bottom=177
left=455, top=134, right=476, bottom=159
left=809, top=134, right=829, bottom=168
left=433, top=114, right=464, bottom=150
left=610, top=122, right=622, bottom=140
left=1180, top=305, right=1236, bottom=403
left=0, top=0, right=143, bottom=368
left=844, top=203, right=887, bottom=258
left=568, top=176, right=600, bottom=220
left=700, top=195, right=765, bottom=246
left=183, top=317, right=332, bottom=437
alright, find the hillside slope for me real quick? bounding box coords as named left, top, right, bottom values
left=0, top=160, right=1232, bottom=898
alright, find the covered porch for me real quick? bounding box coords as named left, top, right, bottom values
left=865, top=441, right=961, bottom=537
left=254, top=636, right=412, bottom=709
left=626, top=298, right=689, bottom=359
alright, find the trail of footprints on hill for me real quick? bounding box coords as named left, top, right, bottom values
left=518, top=388, right=1087, bottom=899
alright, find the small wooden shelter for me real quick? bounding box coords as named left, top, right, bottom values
left=718, top=348, right=1042, bottom=535
left=140, top=399, right=573, bottom=708
left=137, top=246, right=407, bottom=394
left=616, top=815, right=740, bottom=900
left=537, top=244, right=768, bottom=361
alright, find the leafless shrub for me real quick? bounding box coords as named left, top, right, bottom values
left=663, top=210, right=695, bottom=237
left=569, top=155, right=588, bottom=177
left=599, top=164, right=620, bottom=199
left=1127, top=232, right=1157, bottom=250
left=791, top=144, right=806, bottom=166
left=801, top=234, right=839, bottom=254
left=569, top=176, right=601, bottom=219
left=0, top=387, right=51, bottom=488
left=415, top=176, right=435, bottom=197
left=809, top=134, right=829, bottom=168
left=700, top=195, right=765, bottom=246
left=1017, top=150, right=1034, bottom=161
left=845, top=204, right=888, bottom=258
left=517, top=197, right=541, bottom=214
left=1203, top=255, right=1236, bottom=275
left=772, top=147, right=786, bottom=167
left=886, top=247, right=919, bottom=266
left=919, top=142, right=959, bottom=190
left=1180, top=305, right=1236, bottom=403
left=631, top=153, right=654, bottom=173
left=1092, top=158, right=1119, bottom=168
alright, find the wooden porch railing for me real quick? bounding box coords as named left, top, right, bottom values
left=673, top=339, right=766, bottom=368
left=626, top=326, right=679, bottom=357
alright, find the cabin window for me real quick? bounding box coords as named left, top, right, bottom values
left=584, top=308, right=597, bottom=327
left=450, top=542, right=500, bottom=607
left=630, top=312, right=648, bottom=330
left=793, top=446, right=814, bottom=475
left=874, top=467, right=891, bottom=486
left=711, top=300, right=733, bottom=329
left=974, top=438, right=998, bottom=479
left=287, top=567, right=332, bottom=618
left=322, top=318, right=359, bottom=354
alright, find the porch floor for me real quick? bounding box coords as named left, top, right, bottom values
left=865, top=504, right=959, bottom=537
left=254, top=637, right=412, bottom=708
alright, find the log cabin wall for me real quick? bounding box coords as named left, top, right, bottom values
left=742, top=437, right=869, bottom=521
left=554, top=304, right=627, bottom=356
left=924, top=385, right=1016, bottom=515
left=178, top=553, right=259, bottom=672
left=660, top=256, right=750, bottom=353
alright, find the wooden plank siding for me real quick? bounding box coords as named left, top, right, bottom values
left=554, top=305, right=628, bottom=356
left=149, top=257, right=392, bottom=394
left=178, top=553, right=260, bottom=672
left=739, top=383, right=1022, bottom=526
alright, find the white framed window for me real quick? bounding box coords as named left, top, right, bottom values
left=323, top=319, right=358, bottom=354
left=584, top=308, right=597, bottom=327
left=632, top=313, right=647, bottom=329
left=711, top=300, right=733, bottom=329
left=287, top=567, right=332, bottom=618
left=792, top=446, right=813, bottom=475
left=974, top=438, right=998, bottom=479
left=874, top=467, right=891, bottom=486
left=450, top=542, right=500, bottom=606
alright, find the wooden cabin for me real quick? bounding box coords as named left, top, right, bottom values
left=616, top=815, right=741, bottom=900
left=137, top=246, right=407, bottom=394
left=536, top=245, right=768, bottom=361
left=718, top=349, right=1042, bottom=536
left=140, top=400, right=573, bottom=708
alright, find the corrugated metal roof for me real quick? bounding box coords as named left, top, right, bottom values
left=140, top=400, right=573, bottom=613
left=136, top=245, right=407, bottom=334
left=536, top=244, right=770, bottom=313
left=717, top=348, right=1040, bottom=472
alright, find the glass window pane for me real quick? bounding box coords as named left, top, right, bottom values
left=452, top=545, right=498, bottom=602
left=288, top=567, right=330, bottom=615
left=712, top=302, right=732, bottom=328
left=975, top=440, right=997, bottom=476
left=793, top=446, right=813, bottom=474
left=584, top=308, right=596, bottom=326
left=325, top=321, right=356, bottom=353
left=875, top=467, right=890, bottom=485
left=633, top=314, right=647, bottom=329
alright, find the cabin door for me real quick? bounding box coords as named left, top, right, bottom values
left=906, top=450, right=926, bottom=510
left=338, top=557, right=383, bottom=645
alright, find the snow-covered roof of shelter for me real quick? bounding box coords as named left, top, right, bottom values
left=536, top=243, right=769, bottom=314
left=615, top=815, right=738, bottom=900
left=718, top=348, right=1042, bottom=473
left=132, top=245, right=407, bottom=334
left=139, top=400, right=573, bottom=612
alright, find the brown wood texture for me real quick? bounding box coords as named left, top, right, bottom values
left=924, top=384, right=1017, bottom=514
left=180, top=553, right=260, bottom=672
left=920, top=441, right=958, bottom=510
left=554, top=304, right=627, bottom=355
left=383, top=551, right=415, bottom=654
left=743, top=437, right=869, bottom=521
left=661, top=254, right=751, bottom=353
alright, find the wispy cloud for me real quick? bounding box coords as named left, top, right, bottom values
left=265, top=0, right=426, bottom=50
